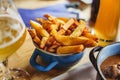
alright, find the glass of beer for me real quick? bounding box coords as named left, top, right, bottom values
left=94, top=0, right=120, bottom=46
left=0, top=0, right=30, bottom=80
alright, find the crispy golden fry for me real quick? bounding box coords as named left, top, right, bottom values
left=57, top=29, right=65, bottom=35
left=46, top=36, right=55, bottom=46
left=62, top=18, right=75, bottom=30
left=30, top=20, right=49, bottom=37
left=84, top=39, right=98, bottom=47
left=82, top=28, right=98, bottom=41
left=57, top=17, right=69, bottom=23
left=33, top=36, right=41, bottom=45
left=44, top=14, right=56, bottom=20
left=50, top=28, right=57, bottom=36
left=73, top=18, right=79, bottom=26
left=70, top=20, right=86, bottom=37
left=50, top=44, right=59, bottom=49
left=43, top=46, right=48, bottom=51
left=44, top=14, right=65, bottom=27
left=48, top=44, right=59, bottom=53
left=30, top=20, right=42, bottom=28
left=40, top=37, right=48, bottom=48
left=49, top=24, right=58, bottom=35
left=54, top=34, right=89, bottom=46
left=28, top=29, right=36, bottom=39
left=36, top=18, right=53, bottom=31
left=57, top=45, right=84, bottom=54
left=53, top=41, right=61, bottom=46
left=66, top=30, right=72, bottom=35
left=48, top=47, right=55, bottom=53
left=36, top=18, right=46, bottom=24
left=44, top=14, right=56, bottom=24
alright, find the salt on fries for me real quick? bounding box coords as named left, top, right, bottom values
left=28, top=14, right=98, bottom=54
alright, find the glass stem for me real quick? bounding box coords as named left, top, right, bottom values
left=0, top=0, right=10, bottom=14
left=0, top=59, right=13, bottom=80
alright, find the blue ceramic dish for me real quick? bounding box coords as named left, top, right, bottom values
left=89, top=42, right=120, bottom=80
left=30, top=47, right=84, bottom=72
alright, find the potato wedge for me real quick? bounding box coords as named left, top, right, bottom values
left=57, top=45, right=84, bottom=54
left=30, top=20, right=42, bottom=28
left=70, top=20, right=86, bottom=37
left=30, top=20, right=49, bottom=37
left=28, top=29, right=36, bottom=39
left=57, top=29, right=66, bottom=35
left=48, top=44, right=58, bottom=53
left=54, top=34, right=89, bottom=46
left=62, top=18, right=75, bottom=30
left=82, top=28, right=98, bottom=41
left=36, top=18, right=46, bottom=24
left=33, top=36, right=41, bottom=45
left=40, top=37, right=48, bottom=48
left=84, top=39, right=98, bottom=47
left=57, top=17, right=69, bottom=23
left=44, top=14, right=56, bottom=24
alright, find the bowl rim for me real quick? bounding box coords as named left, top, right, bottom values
left=34, top=42, right=85, bottom=57
left=97, top=42, right=120, bottom=79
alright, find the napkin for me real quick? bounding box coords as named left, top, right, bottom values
left=18, top=3, right=78, bottom=27
left=52, top=63, right=97, bottom=80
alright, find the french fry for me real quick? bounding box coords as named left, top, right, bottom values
left=44, top=14, right=56, bottom=24
left=44, top=14, right=66, bottom=25
left=70, top=20, right=86, bottom=37
left=49, top=24, right=58, bottom=35
left=57, top=17, right=69, bottom=23
left=54, top=34, right=89, bottom=46
left=57, top=45, right=84, bottom=54
left=37, top=18, right=53, bottom=31
left=46, top=36, right=55, bottom=46
left=30, top=20, right=49, bottom=37
left=65, top=30, right=72, bottom=35
left=33, top=36, right=41, bottom=45
left=48, top=44, right=59, bottom=53
left=73, top=18, right=79, bottom=26
left=48, top=47, right=55, bottom=53
left=28, top=29, right=36, bottom=39
left=36, top=18, right=52, bottom=24
left=82, top=28, right=98, bottom=41
left=50, top=44, right=59, bottom=49
left=84, top=39, right=98, bottom=47
left=62, top=18, right=75, bottom=30
left=56, top=19, right=65, bottom=24
left=40, top=37, right=48, bottom=48
left=50, top=29, right=57, bottom=36
left=53, top=41, right=61, bottom=46
left=56, top=29, right=65, bottom=35
left=43, top=46, right=48, bottom=51
left=36, top=18, right=46, bottom=24
left=30, top=20, right=42, bottom=28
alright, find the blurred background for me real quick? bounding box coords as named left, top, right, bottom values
left=13, top=0, right=93, bottom=28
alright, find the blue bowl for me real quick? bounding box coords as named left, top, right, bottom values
left=89, top=42, right=120, bottom=80
left=30, top=48, right=84, bottom=72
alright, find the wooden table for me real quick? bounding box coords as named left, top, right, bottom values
left=8, top=0, right=94, bottom=80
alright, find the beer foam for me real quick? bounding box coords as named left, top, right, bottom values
left=0, top=15, right=25, bottom=48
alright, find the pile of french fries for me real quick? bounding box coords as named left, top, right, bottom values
left=28, top=14, right=98, bottom=54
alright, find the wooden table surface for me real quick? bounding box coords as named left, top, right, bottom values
left=7, top=0, right=97, bottom=80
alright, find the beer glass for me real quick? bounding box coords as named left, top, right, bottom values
left=94, top=0, right=120, bottom=46
left=0, top=0, right=30, bottom=79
